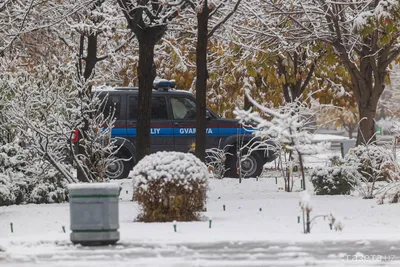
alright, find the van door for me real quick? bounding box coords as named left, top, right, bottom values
left=126, top=95, right=174, bottom=152
left=169, top=96, right=219, bottom=152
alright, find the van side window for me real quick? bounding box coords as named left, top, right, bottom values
left=128, top=96, right=139, bottom=120
left=170, top=97, right=196, bottom=120
left=128, top=96, right=168, bottom=120
left=152, top=97, right=168, bottom=120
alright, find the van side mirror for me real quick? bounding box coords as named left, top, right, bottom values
left=206, top=110, right=212, bottom=120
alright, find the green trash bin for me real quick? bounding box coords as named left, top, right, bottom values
left=68, top=183, right=120, bottom=246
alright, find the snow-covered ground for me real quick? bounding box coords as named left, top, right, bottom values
left=312, top=134, right=349, bottom=141
left=1, top=176, right=400, bottom=266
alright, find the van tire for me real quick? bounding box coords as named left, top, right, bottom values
left=225, top=150, right=263, bottom=178
left=105, top=154, right=132, bottom=180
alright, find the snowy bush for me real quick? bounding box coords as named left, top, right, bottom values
left=311, top=158, right=352, bottom=195
left=344, top=145, right=392, bottom=180
left=235, top=94, right=329, bottom=191
left=132, top=151, right=208, bottom=222
left=28, top=172, right=68, bottom=204
left=342, top=144, right=394, bottom=199
left=0, top=141, right=68, bottom=206
left=0, top=175, right=16, bottom=206
left=205, top=144, right=234, bottom=179
left=311, top=167, right=352, bottom=195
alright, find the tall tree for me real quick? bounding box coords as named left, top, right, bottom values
left=194, top=0, right=241, bottom=161
left=269, top=0, right=400, bottom=145
left=117, top=0, right=192, bottom=161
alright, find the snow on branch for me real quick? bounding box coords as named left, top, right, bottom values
left=235, top=90, right=330, bottom=156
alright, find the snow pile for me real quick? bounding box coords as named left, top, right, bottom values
left=132, top=151, right=208, bottom=222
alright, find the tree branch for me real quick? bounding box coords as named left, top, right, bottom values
left=97, top=33, right=136, bottom=62
left=208, top=0, right=241, bottom=38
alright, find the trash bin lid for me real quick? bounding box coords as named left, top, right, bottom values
left=68, top=183, right=120, bottom=197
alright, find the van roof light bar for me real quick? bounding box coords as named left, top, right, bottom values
left=153, top=79, right=176, bottom=91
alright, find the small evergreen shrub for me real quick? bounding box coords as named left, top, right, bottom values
left=28, top=172, right=67, bottom=204
left=311, top=157, right=352, bottom=195
left=132, top=151, right=208, bottom=222
left=0, top=174, right=16, bottom=206
left=0, top=141, right=68, bottom=206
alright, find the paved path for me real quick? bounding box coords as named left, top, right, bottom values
left=1, top=240, right=400, bottom=266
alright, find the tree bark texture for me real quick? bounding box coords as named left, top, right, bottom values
left=135, top=25, right=166, bottom=162
left=195, top=2, right=210, bottom=162
left=77, top=32, right=98, bottom=182
left=330, top=27, right=390, bottom=146
left=345, top=61, right=383, bottom=145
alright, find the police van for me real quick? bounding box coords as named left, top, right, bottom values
left=95, top=80, right=276, bottom=179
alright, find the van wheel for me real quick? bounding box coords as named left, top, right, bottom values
left=105, top=156, right=131, bottom=180
left=226, top=151, right=263, bottom=178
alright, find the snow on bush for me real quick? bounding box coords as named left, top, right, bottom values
left=235, top=93, right=329, bottom=191
left=311, top=157, right=353, bottom=195
left=132, top=151, right=208, bottom=222
left=205, top=144, right=233, bottom=179
left=0, top=141, right=68, bottom=206
left=342, top=144, right=394, bottom=199
left=0, top=174, right=16, bottom=206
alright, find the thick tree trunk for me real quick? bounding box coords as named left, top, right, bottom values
left=332, top=41, right=386, bottom=146
left=351, top=73, right=382, bottom=145
left=357, top=98, right=378, bottom=145
left=136, top=38, right=156, bottom=162
left=135, top=26, right=166, bottom=162
left=195, top=2, right=210, bottom=162
left=83, top=34, right=97, bottom=81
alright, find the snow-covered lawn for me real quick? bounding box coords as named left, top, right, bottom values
left=1, top=177, right=400, bottom=266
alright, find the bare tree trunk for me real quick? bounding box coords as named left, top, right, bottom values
left=306, top=211, right=310, bottom=233
left=195, top=2, right=210, bottom=162
left=298, top=152, right=306, bottom=190
left=83, top=34, right=98, bottom=81
left=356, top=92, right=379, bottom=145
left=77, top=32, right=98, bottom=182
left=244, top=95, right=252, bottom=110
left=135, top=26, right=166, bottom=162
left=332, top=41, right=386, bottom=146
